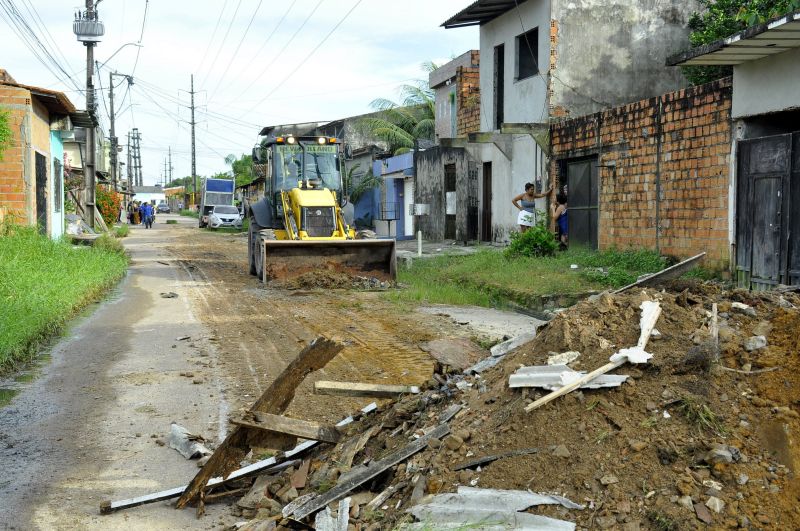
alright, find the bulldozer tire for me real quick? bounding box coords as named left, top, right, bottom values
left=248, top=219, right=262, bottom=276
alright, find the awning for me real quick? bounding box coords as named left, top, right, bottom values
left=442, top=0, right=527, bottom=29
left=667, top=10, right=800, bottom=66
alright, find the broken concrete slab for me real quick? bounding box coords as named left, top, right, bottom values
left=509, top=365, right=628, bottom=390
left=420, top=338, right=485, bottom=370
left=168, top=423, right=212, bottom=459
left=490, top=331, right=538, bottom=358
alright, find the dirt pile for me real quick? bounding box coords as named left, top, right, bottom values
left=227, top=283, right=800, bottom=530
left=271, top=271, right=393, bottom=291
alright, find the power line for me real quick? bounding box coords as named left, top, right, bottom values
left=131, top=0, right=149, bottom=76
left=194, top=0, right=229, bottom=76
left=198, top=0, right=244, bottom=89
left=212, top=0, right=296, bottom=98
left=0, top=0, right=83, bottom=92
left=208, top=0, right=264, bottom=101
left=243, top=0, right=362, bottom=116
left=226, top=0, right=324, bottom=105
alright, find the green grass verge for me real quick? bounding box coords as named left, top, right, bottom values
left=180, top=209, right=199, bottom=218
left=0, top=227, right=128, bottom=371
left=388, top=246, right=667, bottom=308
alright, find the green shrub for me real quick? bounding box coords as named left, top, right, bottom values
left=93, top=234, right=127, bottom=257
left=504, top=221, right=558, bottom=258
left=180, top=209, right=199, bottom=218
left=114, top=224, right=130, bottom=238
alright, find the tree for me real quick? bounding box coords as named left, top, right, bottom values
left=359, top=62, right=437, bottom=155
left=343, top=163, right=382, bottom=204
left=0, top=108, right=12, bottom=161
left=225, top=153, right=254, bottom=187
left=684, top=0, right=800, bottom=85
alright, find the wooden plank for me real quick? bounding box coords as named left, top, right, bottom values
left=525, top=302, right=661, bottom=413
left=102, top=403, right=377, bottom=514
left=176, top=338, right=344, bottom=509
left=289, top=423, right=450, bottom=521
left=231, top=412, right=340, bottom=443
left=314, top=381, right=420, bottom=398
left=614, top=252, right=706, bottom=293
left=453, top=448, right=539, bottom=471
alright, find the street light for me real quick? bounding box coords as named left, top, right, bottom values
left=96, top=42, right=143, bottom=71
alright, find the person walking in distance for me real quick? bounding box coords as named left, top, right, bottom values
left=512, top=182, right=552, bottom=233
left=143, top=202, right=154, bottom=229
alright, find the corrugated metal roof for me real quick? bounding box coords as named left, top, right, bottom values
left=442, top=0, right=528, bottom=29
left=667, top=10, right=800, bottom=66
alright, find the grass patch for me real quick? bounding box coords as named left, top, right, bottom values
left=114, top=224, right=130, bottom=238
left=677, top=396, right=726, bottom=435
left=166, top=219, right=178, bottom=225
left=0, top=225, right=128, bottom=371
left=388, top=246, right=667, bottom=308
left=647, top=511, right=679, bottom=531
left=180, top=209, right=198, bottom=218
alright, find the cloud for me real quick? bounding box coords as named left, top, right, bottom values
left=2, top=0, right=477, bottom=183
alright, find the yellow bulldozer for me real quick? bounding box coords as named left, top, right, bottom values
left=246, top=131, right=396, bottom=282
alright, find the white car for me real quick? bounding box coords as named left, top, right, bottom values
left=207, top=205, right=243, bottom=229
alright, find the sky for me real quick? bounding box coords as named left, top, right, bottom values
left=1, top=0, right=478, bottom=185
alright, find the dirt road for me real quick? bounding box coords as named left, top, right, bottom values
left=0, top=215, right=535, bottom=529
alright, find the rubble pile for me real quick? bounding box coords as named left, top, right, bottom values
left=222, top=283, right=800, bottom=530
left=106, top=282, right=800, bottom=529
left=271, top=271, right=393, bottom=290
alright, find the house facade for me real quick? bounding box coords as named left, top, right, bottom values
left=442, top=0, right=698, bottom=243
left=667, top=10, right=800, bottom=288
left=0, top=69, right=86, bottom=239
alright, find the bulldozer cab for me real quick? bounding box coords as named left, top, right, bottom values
left=263, top=136, right=342, bottom=195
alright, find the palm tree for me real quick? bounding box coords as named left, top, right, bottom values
left=359, top=61, right=437, bottom=155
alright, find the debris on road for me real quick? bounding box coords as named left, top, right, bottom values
left=509, top=365, right=628, bottom=390
left=168, top=423, right=212, bottom=459
left=230, top=411, right=341, bottom=443
left=103, top=282, right=800, bottom=529
left=160, top=292, right=179, bottom=298
left=313, top=380, right=420, bottom=398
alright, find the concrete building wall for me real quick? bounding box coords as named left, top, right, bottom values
left=434, top=84, right=457, bottom=140
left=550, top=0, right=697, bottom=118
left=49, top=131, right=64, bottom=239
left=550, top=78, right=733, bottom=268
left=415, top=146, right=476, bottom=241
left=473, top=135, right=549, bottom=243
left=732, top=47, right=800, bottom=119
left=479, top=0, right=551, bottom=130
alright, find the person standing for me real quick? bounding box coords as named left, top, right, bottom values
left=551, top=192, right=568, bottom=248
left=512, top=182, right=552, bottom=233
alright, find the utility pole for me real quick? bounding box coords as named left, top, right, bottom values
left=108, top=72, right=132, bottom=192
left=73, top=1, right=104, bottom=229
left=126, top=131, right=132, bottom=189
left=164, top=158, right=168, bottom=186
left=190, top=74, right=197, bottom=207
left=168, top=146, right=173, bottom=183
left=131, top=128, right=142, bottom=186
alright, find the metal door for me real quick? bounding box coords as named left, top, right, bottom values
left=481, top=162, right=492, bottom=241
left=466, top=162, right=479, bottom=241
left=35, top=152, right=47, bottom=234
left=736, top=134, right=793, bottom=290
left=566, top=157, right=598, bottom=249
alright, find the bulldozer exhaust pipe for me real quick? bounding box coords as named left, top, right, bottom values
left=260, top=239, right=397, bottom=282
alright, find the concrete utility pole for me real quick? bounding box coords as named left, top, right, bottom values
left=108, top=72, right=132, bottom=192
left=168, top=146, right=173, bottom=183
left=190, top=74, right=197, bottom=206
left=131, top=128, right=142, bottom=186
left=126, top=130, right=132, bottom=188
left=73, top=1, right=104, bottom=229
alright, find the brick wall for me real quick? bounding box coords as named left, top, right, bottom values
left=0, top=86, right=30, bottom=222
left=550, top=77, right=733, bottom=269
left=456, top=51, right=480, bottom=136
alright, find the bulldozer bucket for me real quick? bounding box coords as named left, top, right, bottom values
left=260, top=239, right=397, bottom=282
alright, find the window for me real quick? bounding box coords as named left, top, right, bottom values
left=515, top=27, right=539, bottom=80
left=53, top=159, right=63, bottom=213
